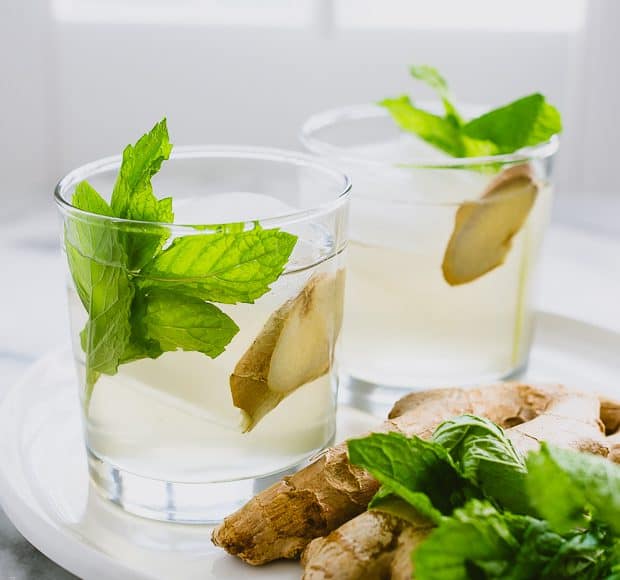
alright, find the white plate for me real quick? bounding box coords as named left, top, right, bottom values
left=0, top=312, right=619, bottom=580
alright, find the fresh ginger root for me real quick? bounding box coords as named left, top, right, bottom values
left=301, top=388, right=619, bottom=580
left=301, top=508, right=431, bottom=580
left=214, top=382, right=577, bottom=564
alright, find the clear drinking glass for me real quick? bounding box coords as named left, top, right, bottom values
left=301, top=105, right=558, bottom=410
left=55, top=146, right=350, bottom=523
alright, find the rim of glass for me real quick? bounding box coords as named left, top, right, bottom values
left=54, top=145, right=352, bottom=228
left=300, top=103, right=560, bottom=168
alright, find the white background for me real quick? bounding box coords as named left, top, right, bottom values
left=1, top=0, right=619, bottom=236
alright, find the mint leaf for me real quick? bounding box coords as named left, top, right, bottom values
left=65, top=182, right=117, bottom=270
left=414, top=500, right=619, bottom=580
left=463, top=93, right=561, bottom=154
left=369, top=487, right=441, bottom=526
left=139, top=228, right=298, bottom=304
left=67, top=181, right=135, bottom=400
left=379, top=95, right=467, bottom=157
left=513, top=522, right=619, bottom=580
left=432, top=415, right=530, bottom=514
left=119, top=289, right=164, bottom=364
left=122, top=195, right=174, bottom=271
left=109, top=119, right=174, bottom=269
left=67, top=241, right=133, bottom=399
left=379, top=95, right=498, bottom=159
left=141, top=288, right=239, bottom=358
left=72, top=181, right=114, bottom=218
left=381, top=65, right=561, bottom=159
left=525, top=443, right=620, bottom=535
left=110, top=118, right=172, bottom=218
left=414, top=500, right=518, bottom=579
left=76, top=261, right=134, bottom=376
left=409, top=64, right=462, bottom=125
left=347, top=432, right=468, bottom=520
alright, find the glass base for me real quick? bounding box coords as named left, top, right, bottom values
left=87, top=449, right=313, bottom=524
left=339, top=359, right=529, bottom=418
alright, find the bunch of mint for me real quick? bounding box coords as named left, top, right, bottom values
left=348, top=416, right=620, bottom=579
left=380, top=65, right=562, bottom=158
left=64, top=120, right=297, bottom=405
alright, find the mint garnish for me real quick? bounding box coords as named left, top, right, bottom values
left=380, top=64, right=562, bottom=158
left=462, top=93, right=562, bottom=154
left=348, top=417, right=620, bottom=579
left=139, top=289, right=240, bottom=359
left=65, top=119, right=297, bottom=406
left=139, top=227, right=298, bottom=304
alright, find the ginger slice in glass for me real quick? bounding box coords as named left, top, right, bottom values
left=442, top=164, right=539, bottom=286
left=230, top=270, right=345, bottom=432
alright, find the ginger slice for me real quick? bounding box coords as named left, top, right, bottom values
left=442, top=164, right=539, bottom=286
left=230, top=270, right=345, bottom=432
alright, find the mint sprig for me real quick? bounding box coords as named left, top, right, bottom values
left=139, top=227, right=298, bottom=304
left=65, top=119, right=298, bottom=406
left=347, top=416, right=620, bottom=580
left=526, top=443, right=620, bottom=536
left=140, top=289, right=239, bottom=358
left=414, top=500, right=618, bottom=580
left=380, top=64, right=562, bottom=159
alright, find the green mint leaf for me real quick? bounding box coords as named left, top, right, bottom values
left=379, top=95, right=466, bottom=157
left=122, top=191, right=175, bottom=271
left=414, top=500, right=519, bottom=580
left=76, top=261, right=134, bottom=376
left=432, top=415, right=530, bottom=514
left=110, top=118, right=172, bottom=218
left=109, top=119, right=174, bottom=269
left=415, top=500, right=619, bottom=580
left=67, top=182, right=126, bottom=308
left=381, top=66, right=561, bottom=159
left=72, top=181, right=114, bottom=217
left=141, top=288, right=239, bottom=358
left=463, top=93, right=561, bottom=154
left=139, top=228, right=298, bottom=304
left=410, top=65, right=450, bottom=99
left=65, top=182, right=117, bottom=279
left=513, top=522, right=618, bottom=580
left=525, top=443, right=620, bottom=535
left=409, top=64, right=462, bottom=125
left=119, top=289, right=164, bottom=364
left=369, top=487, right=440, bottom=526
left=347, top=432, right=468, bottom=520
left=156, top=196, right=174, bottom=222
left=67, top=242, right=133, bottom=401
left=379, top=95, right=498, bottom=159
left=67, top=181, right=134, bottom=401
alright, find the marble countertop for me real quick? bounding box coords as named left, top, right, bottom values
left=0, top=209, right=619, bottom=579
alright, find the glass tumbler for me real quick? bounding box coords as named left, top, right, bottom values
left=301, top=104, right=558, bottom=410
left=55, top=146, right=350, bottom=523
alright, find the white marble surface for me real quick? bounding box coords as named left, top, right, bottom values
left=0, top=207, right=619, bottom=578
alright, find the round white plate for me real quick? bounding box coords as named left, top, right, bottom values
left=0, top=312, right=619, bottom=580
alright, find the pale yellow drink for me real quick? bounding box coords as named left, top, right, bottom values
left=302, top=109, right=557, bottom=391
